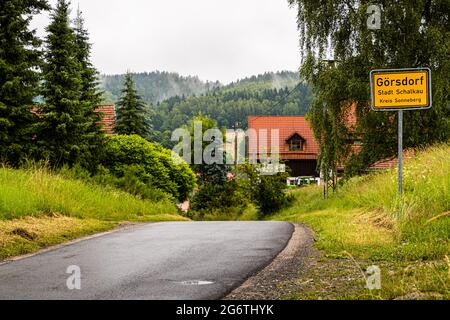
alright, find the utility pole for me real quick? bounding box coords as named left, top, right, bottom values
left=323, top=166, right=336, bottom=199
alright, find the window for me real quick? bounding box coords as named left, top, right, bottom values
left=287, top=133, right=305, bottom=151
left=289, top=138, right=303, bottom=151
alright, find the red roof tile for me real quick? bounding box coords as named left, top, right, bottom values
left=94, top=105, right=116, bottom=135
left=369, top=149, right=415, bottom=170
left=247, top=116, right=319, bottom=160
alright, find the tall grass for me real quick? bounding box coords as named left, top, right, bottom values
left=272, top=143, right=450, bottom=261
left=271, top=144, right=450, bottom=299
left=0, top=166, right=181, bottom=221
left=279, top=143, right=449, bottom=222
left=337, top=144, right=450, bottom=221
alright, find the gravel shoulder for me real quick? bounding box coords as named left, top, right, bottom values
left=225, top=223, right=317, bottom=300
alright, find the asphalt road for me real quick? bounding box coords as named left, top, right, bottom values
left=0, top=221, right=294, bottom=300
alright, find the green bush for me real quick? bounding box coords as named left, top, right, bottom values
left=237, top=163, right=292, bottom=217
left=103, top=135, right=195, bottom=201
left=59, top=163, right=172, bottom=202
left=102, top=135, right=196, bottom=201
left=190, top=179, right=247, bottom=214
left=107, top=165, right=173, bottom=202
left=189, top=163, right=292, bottom=219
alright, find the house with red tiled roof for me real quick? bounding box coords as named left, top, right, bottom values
left=247, top=116, right=319, bottom=176
left=94, top=105, right=116, bottom=135
left=247, top=113, right=414, bottom=177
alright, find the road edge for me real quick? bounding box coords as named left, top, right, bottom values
left=224, top=223, right=315, bottom=300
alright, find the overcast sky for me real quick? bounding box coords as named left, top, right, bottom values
left=31, top=0, right=300, bottom=84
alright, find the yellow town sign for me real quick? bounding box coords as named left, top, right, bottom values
left=370, top=68, right=432, bottom=111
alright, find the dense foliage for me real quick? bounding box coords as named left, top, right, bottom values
left=189, top=180, right=247, bottom=218
left=237, top=164, right=292, bottom=216
left=190, top=163, right=292, bottom=218
left=180, top=115, right=229, bottom=185
left=103, top=135, right=196, bottom=201
left=72, top=6, right=104, bottom=168
left=289, top=0, right=450, bottom=176
left=0, top=0, right=49, bottom=165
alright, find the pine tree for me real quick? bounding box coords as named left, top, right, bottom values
left=73, top=6, right=102, bottom=107
left=39, top=0, right=100, bottom=167
left=115, top=73, right=150, bottom=138
left=72, top=6, right=105, bottom=168
left=0, top=0, right=49, bottom=165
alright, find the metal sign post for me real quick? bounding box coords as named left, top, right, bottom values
left=370, top=67, right=432, bottom=196
left=397, top=110, right=403, bottom=195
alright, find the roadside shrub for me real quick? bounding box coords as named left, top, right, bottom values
left=113, top=165, right=174, bottom=202
left=189, top=163, right=292, bottom=219
left=102, top=135, right=196, bottom=201
left=237, top=163, right=292, bottom=217
left=190, top=179, right=247, bottom=212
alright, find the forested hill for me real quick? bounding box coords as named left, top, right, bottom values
left=100, top=70, right=300, bottom=105
left=222, top=71, right=299, bottom=92
left=100, top=71, right=221, bottom=104
left=99, top=70, right=311, bottom=148
left=149, top=71, right=312, bottom=148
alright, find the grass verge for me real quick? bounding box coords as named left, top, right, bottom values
left=271, top=144, right=450, bottom=299
left=0, top=216, right=113, bottom=260
left=0, top=166, right=188, bottom=260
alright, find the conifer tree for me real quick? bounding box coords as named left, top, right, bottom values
left=72, top=6, right=105, bottom=166
left=0, top=0, right=49, bottom=165
left=39, top=0, right=103, bottom=166
left=73, top=6, right=102, bottom=107
left=115, top=73, right=150, bottom=138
